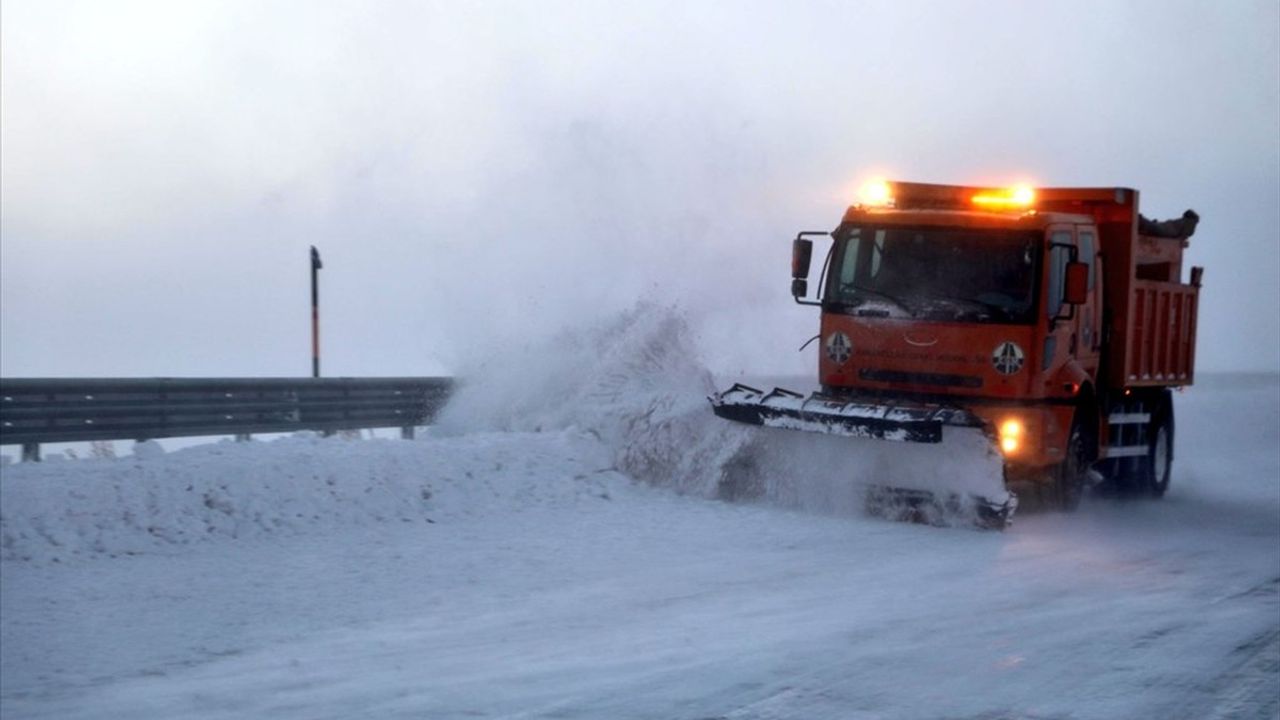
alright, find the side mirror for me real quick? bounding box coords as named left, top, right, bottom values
left=1064, top=262, right=1088, bottom=305
left=791, top=233, right=828, bottom=306
left=792, top=238, right=813, bottom=280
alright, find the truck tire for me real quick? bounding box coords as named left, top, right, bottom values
left=1054, top=421, right=1089, bottom=512
left=1143, top=393, right=1174, bottom=498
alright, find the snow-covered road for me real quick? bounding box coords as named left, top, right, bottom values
left=3, top=308, right=1277, bottom=720
left=7, top=484, right=1275, bottom=720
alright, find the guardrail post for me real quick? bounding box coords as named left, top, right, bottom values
left=21, top=442, right=40, bottom=462
left=234, top=433, right=251, bottom=442
left=401, top=426, right=415, bottom=440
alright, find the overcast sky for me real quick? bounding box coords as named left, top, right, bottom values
left=2, top=0, right=1278, bottom=378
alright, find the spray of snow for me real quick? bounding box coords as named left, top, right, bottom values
left=436, top=303, right=744, bottom=498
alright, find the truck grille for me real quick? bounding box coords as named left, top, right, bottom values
left=858, top=368, right=983, bottom=389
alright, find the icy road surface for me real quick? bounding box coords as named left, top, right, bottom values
left=3, top=304, right=1277, bottom=720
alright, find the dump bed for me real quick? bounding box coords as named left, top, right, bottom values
left=1038, top=187, right=1201, bottom=388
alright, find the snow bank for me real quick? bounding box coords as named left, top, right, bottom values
left=0, top=431, right=622, bottom=564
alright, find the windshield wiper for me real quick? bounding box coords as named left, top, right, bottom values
left=922, top=294, right=1014, bottom=321
left=843, top=284, right=916, bottom=315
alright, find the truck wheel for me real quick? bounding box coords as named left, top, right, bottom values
left=1054, top=422, right=1089, bottom=512
left=1144, top=400, right=1174, bottom=498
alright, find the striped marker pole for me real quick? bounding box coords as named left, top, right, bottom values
left=310, top=246, right=322, bottom=378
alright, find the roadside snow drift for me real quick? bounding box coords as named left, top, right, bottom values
left=0, top=431, right=623, bottom=564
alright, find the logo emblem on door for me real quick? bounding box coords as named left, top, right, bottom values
left=825, top=332, right=852, bottom=364
left=992, top=341, right=1025, bottom=375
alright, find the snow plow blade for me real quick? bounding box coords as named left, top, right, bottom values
left=709, top=384, right=1016, bottom=529
left=708, top=383, right=984, bottom=442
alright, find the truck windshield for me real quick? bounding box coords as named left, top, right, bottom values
left=824, top=225, right=1040, bottom=324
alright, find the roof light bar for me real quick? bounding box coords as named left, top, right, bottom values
left=858, top=179, right=894, bottom=207
left=971, top=185, right=1036, bottom=209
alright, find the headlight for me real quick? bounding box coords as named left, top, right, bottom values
left=998, top=418, right=1024, bottom=455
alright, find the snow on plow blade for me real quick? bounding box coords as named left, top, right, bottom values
left=708, top=383, right=984, bottom=443
left=708, top=384, right=1016, bottom=529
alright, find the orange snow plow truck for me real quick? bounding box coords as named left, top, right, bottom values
left=710, top=180, right=1203, bottom=528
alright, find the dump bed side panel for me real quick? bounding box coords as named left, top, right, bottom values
left=1125, top=280, right=1199, bottom=386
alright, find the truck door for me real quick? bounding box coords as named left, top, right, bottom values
left=1075, top=224, right=1102, bottom=377
left=1043, top=224, right=1078, bottom=376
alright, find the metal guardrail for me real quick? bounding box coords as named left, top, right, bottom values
left=0, top=377, right=454, bottom=461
